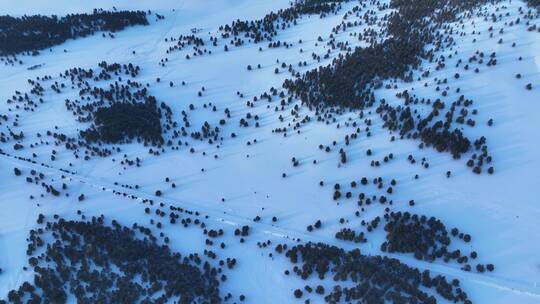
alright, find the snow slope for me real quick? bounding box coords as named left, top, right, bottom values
left=0, top=0, right=539, bottom=303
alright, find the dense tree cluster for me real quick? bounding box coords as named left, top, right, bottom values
left=527, top=0, right=540, bottom=8
left=377, top=92, right=471, bottom=159
left=278, top=242, right=472, bottom=303
left=1, top=60, right=233, bottom=163
left=380, top=211, right=493, bottom=273
left=82, top=101, right=163, bottom=144
left=281, top=0, right=499, bottom=170
left=220, top=0, right=348, bottom=44
left=283, top=0, right=489, bottom=108
left=3, top=215, right=222, bottom=304
left=334, top=227, right=367, bottom=243
left=0, top=9, right=148, bottom=55
left=5, top=61, right=177, bottom=160
left=65, top=62, right=173, bottom=150
left=284, top=37, right=420, bottom=109
left=378, top=89, right=495, bottom=171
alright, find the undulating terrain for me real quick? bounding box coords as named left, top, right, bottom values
left=0, top=0, right=539, bottom=303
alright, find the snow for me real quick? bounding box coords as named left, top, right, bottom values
left=0, top=0, right=539, bottom=303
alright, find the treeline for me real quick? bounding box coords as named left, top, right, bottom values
left=0, top=9, right=148, bottom=55
left=220, top=0, right=348, bottom=43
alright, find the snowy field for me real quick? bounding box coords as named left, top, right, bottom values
left=0, top=0, right=539, bottom=303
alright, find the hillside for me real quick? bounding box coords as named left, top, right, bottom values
left=0, top=0, right=539, bottom=303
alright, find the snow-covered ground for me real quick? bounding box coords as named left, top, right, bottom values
left=0, top=0, right=539, bottom=303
